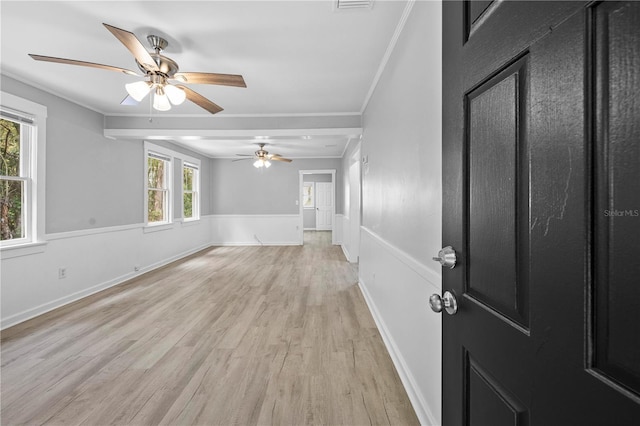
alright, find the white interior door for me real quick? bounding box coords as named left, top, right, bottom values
left=315, top=182, right=333, bottom=231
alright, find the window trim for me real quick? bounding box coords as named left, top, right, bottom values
left=182, top=157, right=201, bottom=223
left=144, top=142, right=174, bottom=228
left=0, top=92, right=47, bottom=250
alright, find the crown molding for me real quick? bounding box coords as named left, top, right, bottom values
left=360, top=0, right=416, bottom=114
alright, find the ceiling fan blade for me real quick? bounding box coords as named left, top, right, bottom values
left=28, top=54, right=140, bottom=76
left=270, top=156, right=293, bottom=163
left=103, top=23, right=159, bottom=73
left=176, top=85, right=224, bottom=115
left=120, top=94, right=139, bottom=106
left=232, top=158, right=253, bottom=162
left=173, top=72, right=246, bottom=88
left=235, top=154, right=255, bottom=157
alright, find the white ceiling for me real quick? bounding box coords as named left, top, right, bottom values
left=1, top=0, right=411, bottom=158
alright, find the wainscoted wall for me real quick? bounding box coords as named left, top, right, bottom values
left=341, top=215, right=355, bottom=262
left=210, top=214, right=300, bottom=246
left=0, top=218, right=212, bottom=329
left=210, top=213, right=343, bottom=246
left=334, top=214, right=343, bottom=246
left=358, top=227, right=441, bottom=425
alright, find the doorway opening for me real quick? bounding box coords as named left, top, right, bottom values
left=303, top=230, right=333, bottom=247
left=299, top=169, right=336, bottom=246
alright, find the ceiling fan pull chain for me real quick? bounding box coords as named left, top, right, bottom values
left=148, top=93, right=153, bottom=123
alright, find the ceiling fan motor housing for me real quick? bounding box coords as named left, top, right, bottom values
left=147, top=35, right=168, bottom=52
left=136, top=53, right=179, bottom=77
left=135, top=35, right=179, bottom=77
left=256, top=144, right=269, bottom=158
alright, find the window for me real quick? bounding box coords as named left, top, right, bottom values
left=144, top=142, right=202, bottom=228
left=145, top=146, right=172, bottom=226
left=0, top=117, right=27, bottom=241
left=303, top=182, right=315, bottom=208
left=0, top=93, right=46, bottom=250
left=182, top=162, right=200, bottom=221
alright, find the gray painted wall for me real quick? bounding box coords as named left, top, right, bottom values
left=1, top=75, right=212, bottom=234
left=210, top=158, right=342, bottom=215
left=302, top=173, right=332, bottom=228
left=361, top=0, right=442, bottom=261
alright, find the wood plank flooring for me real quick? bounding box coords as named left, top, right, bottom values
left=1, top=231, right=419, bottom=425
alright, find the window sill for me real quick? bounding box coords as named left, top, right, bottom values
left=181, top=218, right=201, bottom=227
left=0, top=241, right=47, bottom=259
left=143, top=223, right=175, bottom=233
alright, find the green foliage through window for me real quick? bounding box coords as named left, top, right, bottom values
left=183, top=167, right=193, bottom=191
left=1, top=118, right=24, bottom=240
left=183, top=165, right=197, bottom=220
left=183, top=193, right=193, bottom=218
left=147, top=156, right=167, bottom=223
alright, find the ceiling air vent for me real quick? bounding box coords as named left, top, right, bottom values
left=335, top=0, right=373, bottom=10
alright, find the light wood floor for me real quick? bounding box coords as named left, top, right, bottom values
left=1, top=231, right=418, bottom=425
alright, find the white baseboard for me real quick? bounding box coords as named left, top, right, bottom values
left=358, top=277, right=438, bottom=426
left=341, top=244, right=352, bottom=263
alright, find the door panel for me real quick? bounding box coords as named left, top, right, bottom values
left=592, top=0, right=640, bottom=397
left=315, top=182, right=333, bottom=231
left=467, top=0, right=494, bottom=27
left=464, top=0, right=495, bottom=42
left=443, top=1, right=640, bottom=425
left=467, top=56, right=529, bottom=328
left=466, top=354, right=527, bottom=426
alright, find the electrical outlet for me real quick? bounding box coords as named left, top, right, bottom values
left=58, top=268, right=67, bottom=279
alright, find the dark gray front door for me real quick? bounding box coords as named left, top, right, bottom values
left=442, top=1, right=640, bottom=424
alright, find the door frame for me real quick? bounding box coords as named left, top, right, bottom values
left=298, top=169, right=336, bottom=245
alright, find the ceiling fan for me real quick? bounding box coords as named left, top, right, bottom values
left=233, top=144, right=293, bottom=168
left=28, top=23, right=246, bottom=114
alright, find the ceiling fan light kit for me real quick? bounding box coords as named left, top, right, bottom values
left=164, top=84, right=186, bottom=105
left=29, top=23, right=246, bottom=114
left=254, top=159, right=271, bottom=168
left=152, top=86, right=171, bottom=111
left=234, top=143, right=292, bottom=168
left=125, top=80, right=151, bottom=102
